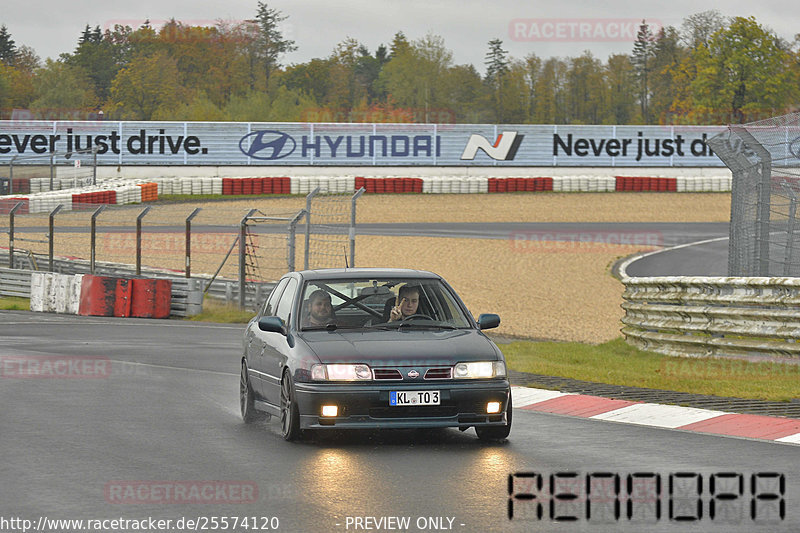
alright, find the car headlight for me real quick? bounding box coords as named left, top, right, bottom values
left=311, top=364, right=372, bottom=381
left=453, top=361, right=506, bottom=379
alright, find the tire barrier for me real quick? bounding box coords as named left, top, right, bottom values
left=130, top=278, right=172, bottom=319
left=30, top=272, right=83, bottom=314
left=77, top=274, right=171, bottom=318
left=2, top=265, right=202, bottom=317
left=0, top=174, right=734, bottom=214
left=488, top=177, right=553, bottom=192
left=136, top=182, right=158, bottom=202
left=0, top=197, right=29, bottom=214
left=615, top=176, right=677, bottom=192
left=221, top=177, right=292, bottom=195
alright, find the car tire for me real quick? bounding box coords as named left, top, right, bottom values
left=476, top=393, right=512, bottom=441
left=280, top=371, right=302, bottom=441
left=241, top=361, right=268, bottom=423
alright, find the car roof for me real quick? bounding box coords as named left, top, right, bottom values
left=293, top=268, right=442, bottom=281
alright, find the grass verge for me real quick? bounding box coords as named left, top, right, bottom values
left=501, top=337, right=800, bottom=402
left=0, top=296, right=30, bottom=310
left=185, top=297, right=254, bottom=323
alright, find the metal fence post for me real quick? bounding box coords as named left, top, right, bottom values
left=304, top=187, right=320, bottom=270
left=239, top=209, right=257, bottom=309
left=9, top=155, right=16, bottom=195
left=48, top=204, right=64, bottom=272
left=92, top=147, right=98, bottom=186
left=90, top=204, right=107, bottom=274
left=350, top=187, right=365, bottom=268
left=136, top=206, right=151, bottom=275
left=8, top=201, right=24, bottom=269
left=287, top=210, right=306, bottom=272
left=49, top=152, right=54, bottom=192
left=185, top=208, right=201, bottom=278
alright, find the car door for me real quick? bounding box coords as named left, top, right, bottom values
left=246, top=278, right=287, bottom=399
left=259, top=277, right=298, bottom=407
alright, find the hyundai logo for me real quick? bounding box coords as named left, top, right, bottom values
left=407, top=369, right=419, bottom=378
left=239, top=130, right=296, bottom=160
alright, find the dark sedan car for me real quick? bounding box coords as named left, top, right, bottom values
left=240, top=268, right=511, bottom=441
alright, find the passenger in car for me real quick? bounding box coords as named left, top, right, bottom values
left=303, top=289, right=335, bottom=327
left=389, top=284, right=421, bottom=321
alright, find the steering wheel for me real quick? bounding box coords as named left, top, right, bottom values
left=401, top=313, right=434, bottom=321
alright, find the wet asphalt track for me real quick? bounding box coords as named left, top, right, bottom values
left=1, top=311, right=797, bottom=533
left=4, top=221, right=781, bottom=533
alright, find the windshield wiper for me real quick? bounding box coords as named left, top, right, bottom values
left=302, top=323, right=339, bottom=331
left=396, top=322, right=458, bottom=330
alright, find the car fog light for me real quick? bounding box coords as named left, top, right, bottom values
left=321, top=405, right=338, bottom=417
left=487, top=402, right=501, bottom=414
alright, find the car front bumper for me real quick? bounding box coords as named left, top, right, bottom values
left=293, top=379, right=510, bottom=429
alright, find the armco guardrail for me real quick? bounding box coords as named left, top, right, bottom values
left=0, top=267, right=32, bottom=298
left=621, top=276, right=800, bottom=359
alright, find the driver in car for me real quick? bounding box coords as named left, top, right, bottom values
left=390, top=284, right=420, bottom=321
left=303, top=289, right=335, bottom=327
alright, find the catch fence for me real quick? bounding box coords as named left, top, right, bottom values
left=1, top=148, right=98, bottom=195
left=709, top=112, right=800, bottom=276
left=1, top=188, right=363, bottom=310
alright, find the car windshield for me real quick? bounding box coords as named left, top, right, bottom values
left=298, top=278, right=472, bottom=330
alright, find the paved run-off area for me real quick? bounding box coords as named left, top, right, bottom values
left=10, top=193, right=731, bottom=342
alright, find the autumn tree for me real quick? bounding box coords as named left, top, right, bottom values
left=379, top=33, right=453, bottom=122
left=532, top=57, right=568, bottom=123
left=440, top=64, right=485, bottom=122
left=605, top=54, right=637, bottom=124
left=565, top=51, right=605, bottom=124
left=691, top=16, right=797, bottom=122
left=649, top=27, right=687, bottom=123
left=108, top=51, right=184, bottom=119
left=681, top=10, right=726, bottom=49
left=30, top=59, right=97, bottom=115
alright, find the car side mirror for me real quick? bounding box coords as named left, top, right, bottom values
left=258, top=316, right=286, bottom=335
left=477, top=313, right=500, bottom=330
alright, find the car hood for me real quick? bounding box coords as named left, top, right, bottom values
left=297, top=328, right=502, bottom=366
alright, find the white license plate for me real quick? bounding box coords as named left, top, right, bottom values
left=390, top=390, right=440, bottom=406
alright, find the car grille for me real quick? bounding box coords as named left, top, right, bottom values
left=372, top=367, right=453, bottom=380
left=373, top=368, right=403, bottom=380
left=424, top=367, right=452, bottom=379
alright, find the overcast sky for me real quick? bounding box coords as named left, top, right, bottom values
left=2, top=0, right=798, bottom=72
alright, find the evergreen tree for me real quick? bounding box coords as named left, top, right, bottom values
left=0, top=25, right=17, bottom=65
left=254, top=2, right=297, bottom=93
left=484, top=38, right=509, bottom=82
left=388, top=32, right=410, bottom=59
left=632, top=20, right=656, bottom=122
left=484, top=38, right=509, bottom=122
